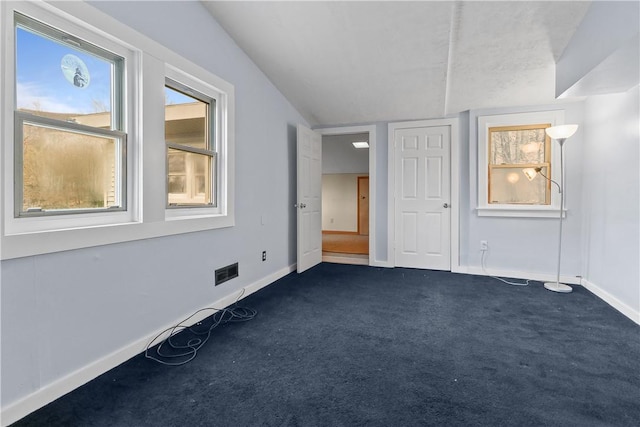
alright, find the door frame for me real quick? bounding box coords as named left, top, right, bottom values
left=387, top=118, right=461, bottom=272
left=357, top=176, right=369, bottom=236
left=315, top=125, right=378, bottom=266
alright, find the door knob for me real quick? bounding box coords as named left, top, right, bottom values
left=443, top=203, right=449, bottom=208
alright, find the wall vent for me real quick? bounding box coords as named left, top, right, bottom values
left=215, top=262, right=238, bottom=286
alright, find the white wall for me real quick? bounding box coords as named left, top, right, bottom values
left=556, top=1, right=639, bottom=97
left=319, top=100, right=588, bottom=285
left=462, top=102, right=585, bottom=280
left=370, top=107, right=585, bottom=281
left=581, top=86, right=639, bottom=319
left=322, top=133, right=369, bottom=174
left=1, top=0, right=307, bottom=417
left=340, top=106, right=585, bottom=282
left=322, top=174, right=362, bottom=232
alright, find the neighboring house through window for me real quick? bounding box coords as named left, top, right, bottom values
left=165, top=80, right=216, bottom=207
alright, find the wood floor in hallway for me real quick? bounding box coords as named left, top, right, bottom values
left=322, top=232, right=368, bottom=255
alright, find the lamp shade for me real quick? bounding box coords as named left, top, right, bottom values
left=545, top=124, right=578, bottom=140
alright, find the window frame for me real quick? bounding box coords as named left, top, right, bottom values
left=14, top=112, right=128, bottom=217
left=2, top=2, right=138, bottom=238
left=487, top=123, right=552, bottom=206
left=477, top=110, right=566, bottom=218
left=163, top=64, right=232, bottom=222
left=0, top=1, right=235, bottom=259
left=13, top=12, right=129, bottom=219
left=164, top=77, right=217, bottom=209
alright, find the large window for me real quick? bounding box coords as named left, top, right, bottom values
left=477, top=111, right=565, bottom=218
left=14, top=13, right=126, bottom=216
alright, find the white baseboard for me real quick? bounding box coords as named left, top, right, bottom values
left=371, top=260, right=393, bottom=268
left=460, top=266, right=639, bottom=325
left=461, top=265, right=582, bottom=285
left=0, top=264, right=296, bottom=427
left=581, top=278, right=640, bottom=325
left=322, top=255, right=369, bottom=265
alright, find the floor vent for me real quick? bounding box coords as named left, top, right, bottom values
left=215, top=263, right=238, bottom=286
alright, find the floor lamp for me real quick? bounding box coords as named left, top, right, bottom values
left=543, top=124, right=579, bottom=293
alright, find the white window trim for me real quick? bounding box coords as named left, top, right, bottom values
left=0, top=1, right=235, bottom=259
left=477, top=110, right=566, bottom=218
left=2, top=1, right=139, bottom=236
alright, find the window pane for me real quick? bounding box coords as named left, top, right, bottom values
left=489, top=166, right=549, bottom=205
left=168, top=176, right=186, bottom=194
left=15, top=24, right=119, bottom=130
left=167, top=148, right=213, bottom=206
left=21, top=122, right=119, bottom=212
left=195, top=176, right=206, bottom=194
left=490, top=127, right=547, bottom=165
left=165, top=86, right=209, bottom=150
left=192, top=155, right=206, bottom=196
left=168, top=151, right=186, bottom=173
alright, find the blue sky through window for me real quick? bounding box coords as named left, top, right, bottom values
left=165, top=86, right=198, bottom=105
left=16, top=26, right=113, bottom=116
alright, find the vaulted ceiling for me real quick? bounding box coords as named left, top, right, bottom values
left=203, top=1, right=591, bottom=126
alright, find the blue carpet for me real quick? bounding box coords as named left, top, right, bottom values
left=12, top=264, right=640, bottom=426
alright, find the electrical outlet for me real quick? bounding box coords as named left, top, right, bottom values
left=262, top=251, right=267, bottom=261
left=480, top=240, right=488, bottom=251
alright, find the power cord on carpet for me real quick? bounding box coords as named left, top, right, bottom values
left=145, top=288, right=257, bottom=366
left=481, top=249, right=532, bottom=287
left=479, top=169, right=558, bottom=288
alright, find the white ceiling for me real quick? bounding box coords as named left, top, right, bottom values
left=203, top=1, right=590, bottom=127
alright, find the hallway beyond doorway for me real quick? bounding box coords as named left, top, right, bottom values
left=322, top=232, right=368, bottom=255
left=322, top=232, right=369, bottom=265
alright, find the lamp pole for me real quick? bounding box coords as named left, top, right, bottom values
left=543, top=124, right=578, bottom=293
left=544, top=139, right=572, bottom=293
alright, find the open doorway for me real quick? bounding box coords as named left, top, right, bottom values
left=321, top=132, right=369, bottom=265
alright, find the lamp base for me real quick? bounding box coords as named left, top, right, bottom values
left=544, top=282, right=573, bottom=293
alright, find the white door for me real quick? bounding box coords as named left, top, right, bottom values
left=394, top=125, right=451, bottom=270
left=297, top=124, right=322, bottom=273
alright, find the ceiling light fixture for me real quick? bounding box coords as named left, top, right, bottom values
left=352, top=141, right=369, bottom=149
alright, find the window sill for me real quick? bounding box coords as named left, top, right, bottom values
left=165, top=206, right=220, bottom=221
left=476, top=206, right=566, bottom=218
left=1, top=214, right=234, bottom=260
